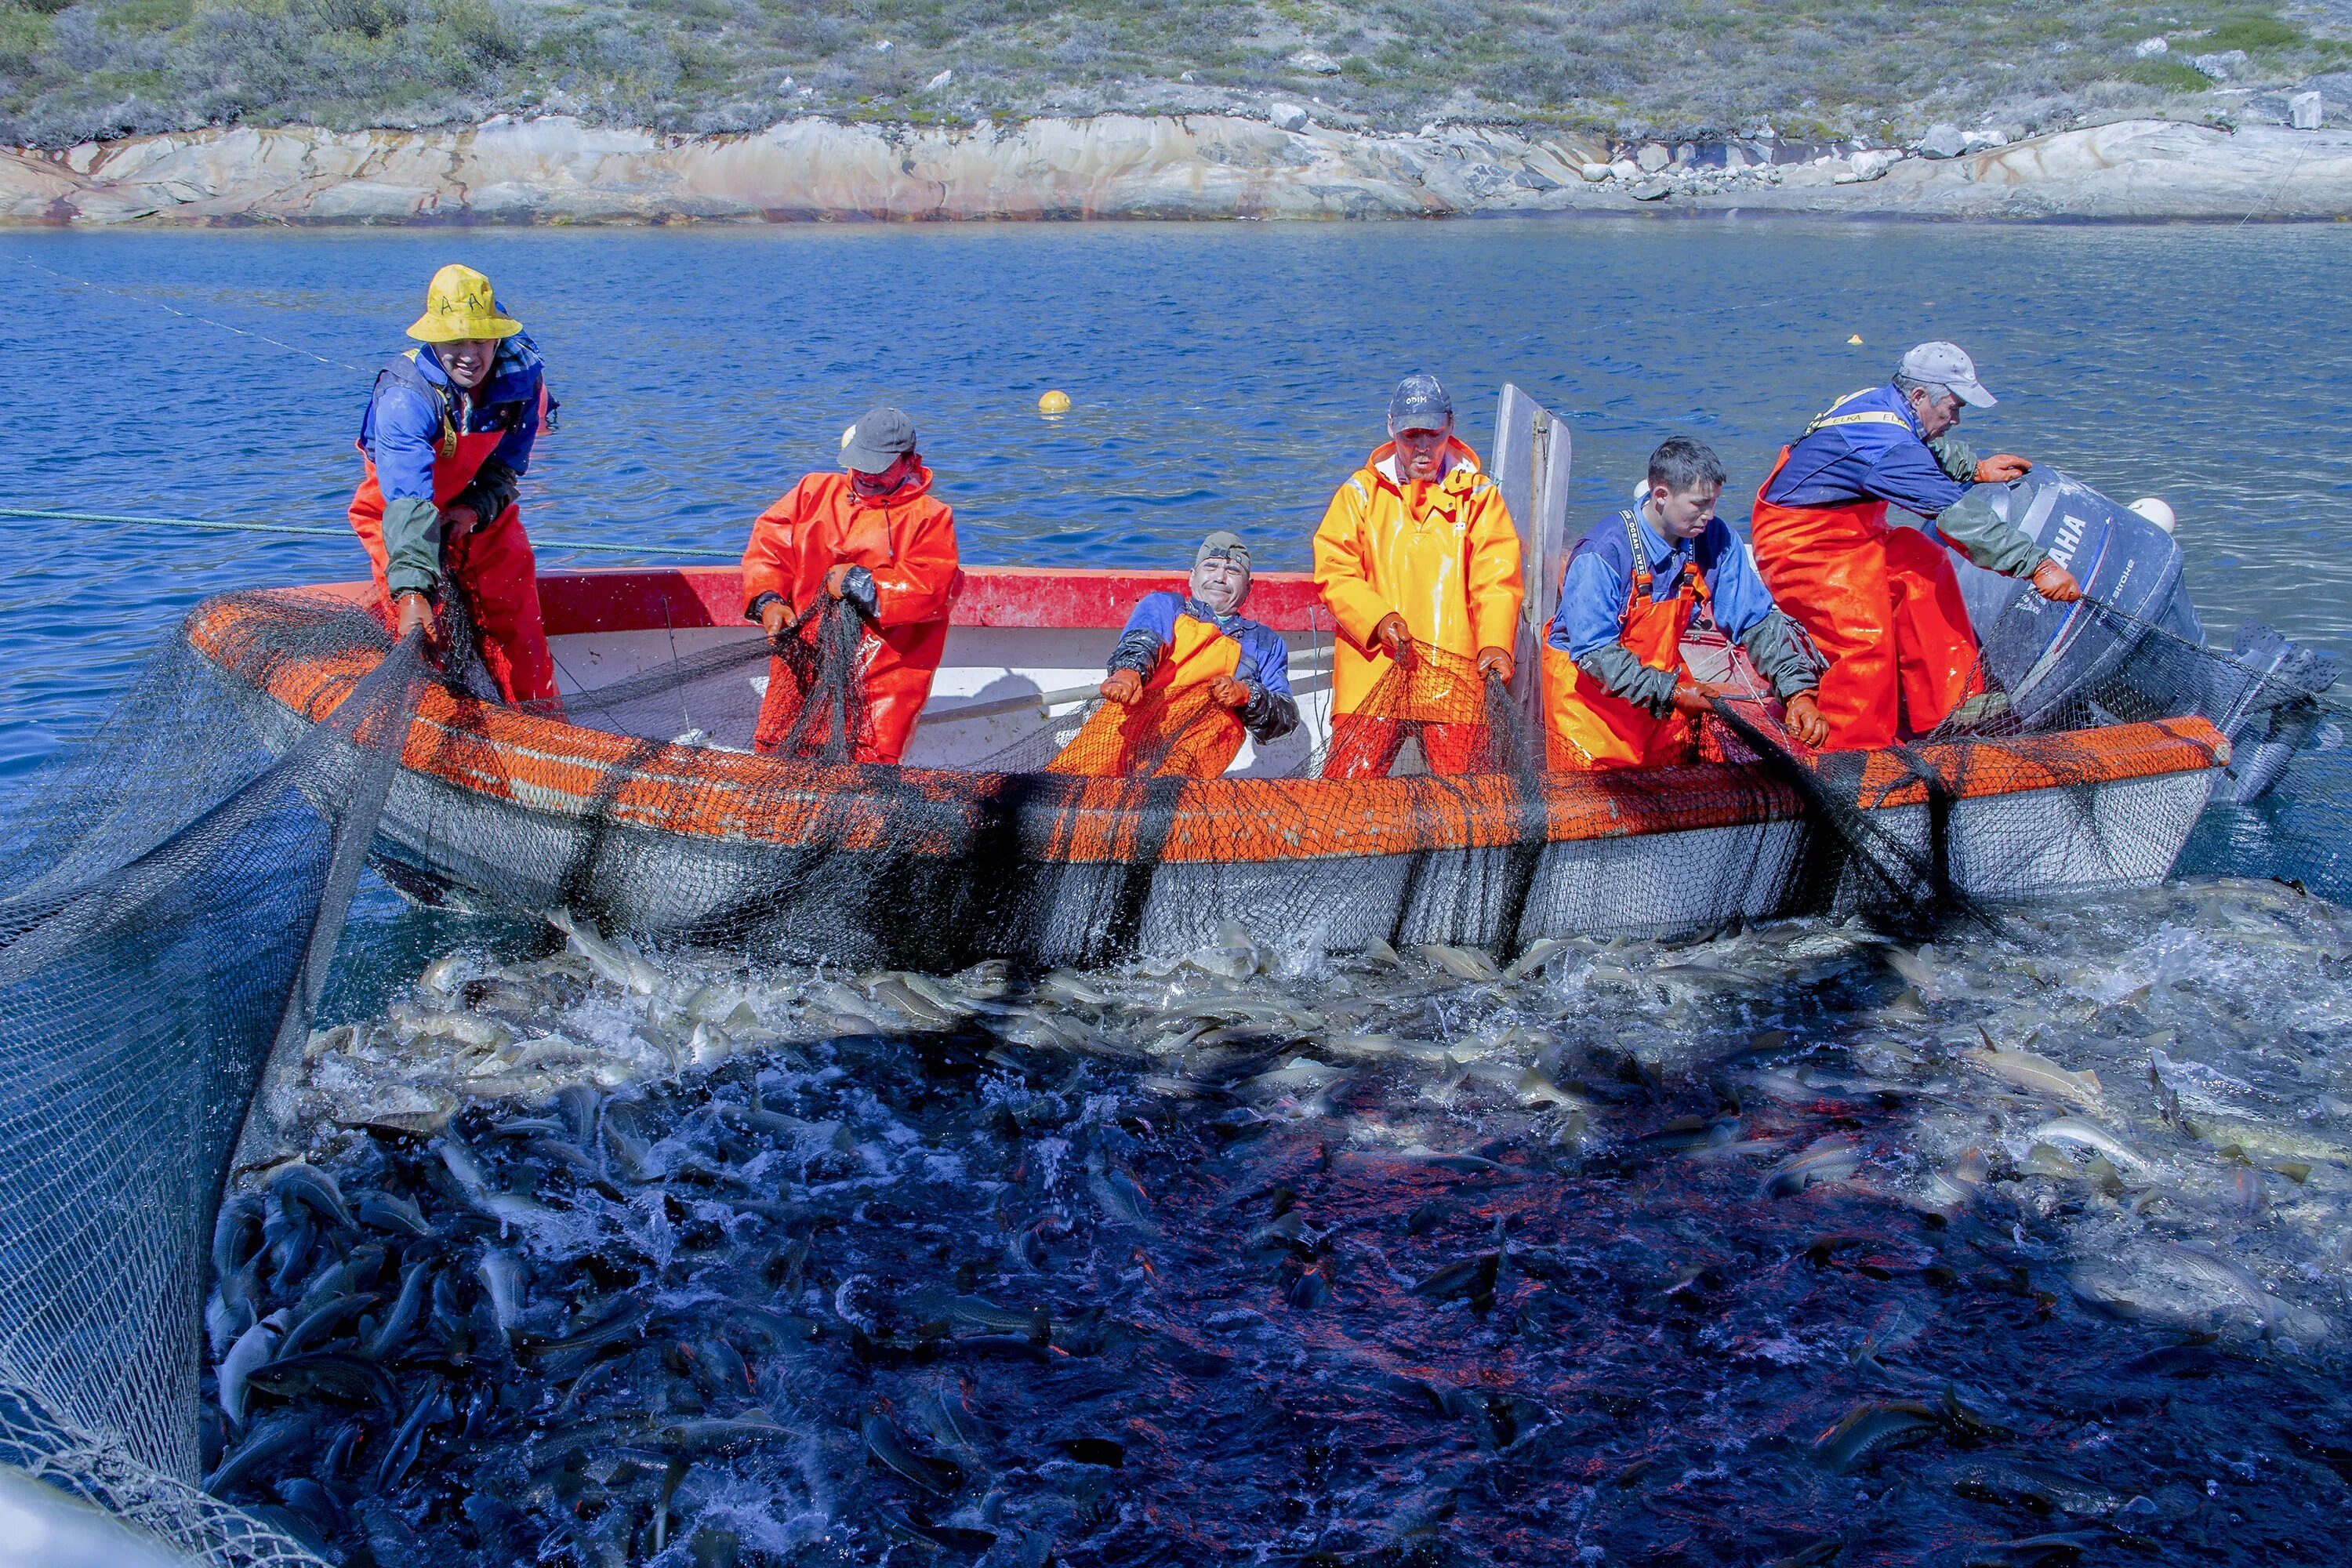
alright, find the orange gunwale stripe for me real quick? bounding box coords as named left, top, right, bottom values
left=186, top=593, right=2227, bottom=869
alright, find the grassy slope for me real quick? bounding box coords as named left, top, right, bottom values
left=0, top=0, right=2346, bottom=149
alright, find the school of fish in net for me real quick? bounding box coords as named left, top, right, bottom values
left=181, top=866, right=2352, bottom=1567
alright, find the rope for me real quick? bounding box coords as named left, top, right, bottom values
left=0, top=506, right=742, bottom=560
left=2, top=252, right=372, bottom=373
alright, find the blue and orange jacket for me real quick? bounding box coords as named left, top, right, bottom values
left=358, top=336, right=550, bottom=597
left=1108, top=591, right=1300, bottom=743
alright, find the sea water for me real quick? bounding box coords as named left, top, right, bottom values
left=3, top=220, right=2350, bottom=1565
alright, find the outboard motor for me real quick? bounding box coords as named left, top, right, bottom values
left=1946, top=467, right=2339, bottom=804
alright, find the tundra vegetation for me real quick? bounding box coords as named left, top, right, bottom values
left=0, top=1, right=2346, bottom=151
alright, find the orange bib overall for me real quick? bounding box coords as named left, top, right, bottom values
left=347, top=422, right=557, bottom=708
left=1048, top=615, right=1249, bottom=779
left=1544, top=514, right=1708, bottom=771
left=1748, top=447, right=1980, bottom=751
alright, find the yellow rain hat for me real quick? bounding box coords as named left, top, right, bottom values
left=406, top=263, right=522, bottom=343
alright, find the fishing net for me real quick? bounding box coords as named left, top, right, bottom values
left=0, top=596, right=425, bottom=1566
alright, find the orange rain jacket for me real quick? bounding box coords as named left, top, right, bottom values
left=1311, top=439, right=1525, bottom=718
left=740, top=466, right=960, bottom=764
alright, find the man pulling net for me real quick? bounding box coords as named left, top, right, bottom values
left=1312, top=375, right=1526, bottom=779
left=1544, top=437, right=1828, bottom=770
left=741, top=405, right=961, bottom=764
left=1048, top=531, right=1300, bottom=778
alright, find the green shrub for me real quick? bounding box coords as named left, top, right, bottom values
left=2122, top=58, right=2214, bottom=92
left=2203, top=13, right=2302, bottom=53
left=0, top=9, right=49, bottom=74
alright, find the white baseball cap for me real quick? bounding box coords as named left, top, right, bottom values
left=1899, top=341, right=1996, bottom=408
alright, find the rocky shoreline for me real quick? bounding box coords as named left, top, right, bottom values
left=3, top=112, right=2349, bottom=226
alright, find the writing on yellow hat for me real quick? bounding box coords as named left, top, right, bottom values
left=408, top=263, right=522, bottom=343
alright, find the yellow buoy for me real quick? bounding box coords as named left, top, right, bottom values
left=1847, top=334, right=1864, bottom=345
left=1037, top=390, right=1072, bottom=415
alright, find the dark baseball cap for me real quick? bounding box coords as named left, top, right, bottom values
left=1196, top=530, right=1251, bottom=570
left=1388, top=373, right=1453, bottom=433
left=843, top=405, right=917, bottom=474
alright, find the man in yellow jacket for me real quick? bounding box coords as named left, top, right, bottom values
left=1312, top=375, right=1525, bottom=778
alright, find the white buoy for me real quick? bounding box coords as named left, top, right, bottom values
left=2129, top=496, right=2177, bottom=534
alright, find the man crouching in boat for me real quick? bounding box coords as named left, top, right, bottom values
left=1048, top=531, right=1301, bottom=777
left=347, top=263, right=557, bottom=705
left=1312, top=374, right=1524, bottom=778
left=1751, top=341, right=2081, bottom=750
left=1545, top=437, right=1828, bottom=768
left=741, top=405, right=960, bottom=764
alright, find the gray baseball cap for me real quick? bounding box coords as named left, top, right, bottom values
left=1898, top=342, right=1995, bottom=408
left=842, top=405, right=918, bottom=474
left=1388, top=373, right=1454, bottom=433
left=1196, top=530, right=1251, bottom=571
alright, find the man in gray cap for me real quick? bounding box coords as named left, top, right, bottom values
left=741, top=405, right=960, bottom=762
left=1049, top=530, right=1299, bottom=777
left=1749, top=342, right=2081, bottom=750
left=1312, top=373, right=1524, bottom=776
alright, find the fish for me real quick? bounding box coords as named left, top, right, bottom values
left=243, top=1352, right=402, bottom=1421
left=366, top=1260, right=431, bottom=1361
left=218, top=1310, right=286, bottom=1426
left=1503, top=937, right=1569, bottom=981
left=1765, top=1137, right=1862, bottom=1197
left=549, top=909, right=661, bottom=995
left=1810, top=1399, right=1939, bottom=1472
left=356, top=1192, right=431, bottom=1237
left=1963, top=1046, right=2103, bottom=1111
left=658, top=1411, right=797, bottom=1455
left=1417, top=944, right=1502, bottom=983
left=2027, top=1117, right=2154, bottom=1176
left=862, top=1410, right=961, bottom=1494
left=277, top=1290, right=379, bottom=1359
left=376, top=1381, right=453, bottom=1490
left=477, top=1249, right=524, bottom=1340
left=202, top=1410, right=315, bottom=1496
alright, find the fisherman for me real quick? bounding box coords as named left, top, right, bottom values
left=741, top=405, right=960, bottom=764
left=1546, top=437, right=1829, bottom=768
left=1751, top=341, right=2082, bottom=750
left=1049, top=531, right=1300, bottom=777
left=347, top=263, right=557, bottom=705
left=1312, top=374, right=1524, bottom=778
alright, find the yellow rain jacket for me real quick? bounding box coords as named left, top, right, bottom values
left=1312, top=439, right=1526, bottom=717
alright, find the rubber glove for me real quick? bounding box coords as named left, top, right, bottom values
left=1208, top=675, right=1252, bottom=710
left=1975, top=455, right=2032, bottom=484
left=394, top=590, right=439, bottom=652
left=1475, top=646, right=1514, bottom=683
left=1374, top=613, right=1413, bottom=665
left=1784, top=691, right=1830, bottom=747
left=826, top=563, right=880, bottom=616
left=1100, top=669, right=1144, bottom=705
left=1669, top=680, right=1735, bottom=718
left=2030, top=559, right=2083, bottom=603
left=759, top=599, right=793, bottom=644
left=443, top=503, right=482, bottom=535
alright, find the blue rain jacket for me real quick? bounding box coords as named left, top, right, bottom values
left=358, top=336, right=548, bottom=504
left=1761, top=380, right=1968, bottom=520
left=1548, top=507, right=1780, bottom=659
left=1108, top=590, right=1299, bottom=743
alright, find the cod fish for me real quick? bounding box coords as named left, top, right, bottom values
left=1811, top=1399, right=1939, bottom=1472
left=1962, top=1046, right=2103, bottom=1112
left=549, top=909, right=660, bottom=996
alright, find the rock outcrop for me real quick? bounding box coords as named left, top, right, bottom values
left=0, top=113, right=2346, bottom=225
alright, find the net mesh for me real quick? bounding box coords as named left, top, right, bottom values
left=0, top=597, right=423, bottom=1566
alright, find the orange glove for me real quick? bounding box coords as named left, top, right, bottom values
left=1099, top=668, right=1144, bottom=705
left=825, top=563, right=855, bottom=597
left=1475, top=646, right=1514, bottom=683
left=759, top=599, right=793, bottom=643
left=1669, top=680, right=1733, bottom=718
left=1783, top=691, right=1829, bottom=748
left=2031, top=559, right=2083, bottom=604
left=1374, top=613, right=1413, bottom=665
left=1975, top=454, right=2031, bottom=484
left=394, top=591, right=440, bottom=653
left=1207, top=675, right=1252, bottom=710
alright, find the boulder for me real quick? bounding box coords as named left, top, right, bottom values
left=1269, top=103, right=1310, bottom=132
left=1578, top=161, right=1613, bottom=182
left=1609, top=157, right=1642, bottom=180
left=2292, top=92, right=2325, bottom=131
left=1635, top=143, right=1670, bottom=172
left=1289, top=50, right=1341, bottom=75
left=1628, top=180, right=1670, bottom=201
left=2194, top=49, right=2249, bottom=82
left=2135, top=37, right=2169, bottom=58
left=1835, top=148, right=1902, bottom=183
left=1917, top=123, right=1967, bottom=159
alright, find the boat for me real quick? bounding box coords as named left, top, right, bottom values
left=178, top=389, right=2312, bottom=970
